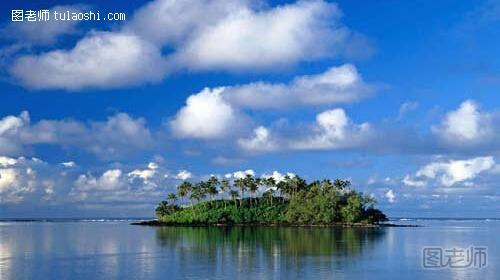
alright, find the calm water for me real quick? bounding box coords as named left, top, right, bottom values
left=0, top=219, right=498, bottom=279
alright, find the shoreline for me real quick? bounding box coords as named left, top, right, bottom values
left=131, top=220, right=420, bottom=228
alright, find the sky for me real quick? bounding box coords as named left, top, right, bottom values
left=0, top=0, right=499, bottom=218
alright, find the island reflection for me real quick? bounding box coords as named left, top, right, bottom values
left=156, top=226, right=385, bottom=274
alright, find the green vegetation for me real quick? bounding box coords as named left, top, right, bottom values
left=155, top=174, right=387, bottom=225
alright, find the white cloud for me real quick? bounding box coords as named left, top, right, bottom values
left=11, top=32, right=165, bottom=90
left=69, top=165, right=171, bottom=204
left=238, top=126, right=277, bottom=152
left=0, top=156, right=18, bottom=167
left=0, top=157, right=39, bottom=203
left=0, top=157, right=190, bottom=207
left=42, top=180, right=56, bottom=201
left=223, top=64, right=372, bottom=108
left=70, top=169, right=124, bottom=202
left=402, top=175, right=426, bottom=187
left=83, top=113, right=154, bottom=158
left=0, top=112, right=30, bottom=156
left=175, top=0, right=350, bottom=70
left=10, top=0, right=363, bottom=90
left=290, top=108, right=372, bottom=150
left=74, top=169, right=123, bottom=193
left=404, top=156, right=495, bottom=187
left=175, top=170, right=192, bottom=181
left=0, top=111, right=153, bottom=159
left=238, top=108, right=372, bottom=152
left=128, top=162, right=159, bottom=184
left=170, top=87, right=241, bottom=139
left=385, top=189, right=395, bottom=203
left=127, top=0, right=250, bottom=46
left=148, top=162, right=159, bottom=170
left=173, top=64, right=373, bottom=142
left=434, top=100, right=492, bottom=144
left=0, top=168, right=22, bottom=202
left=0, top=112, right=27, bottom=134
left=2, top=5, right=86, bottom=46
left=61, top=161, right=76, bottom=168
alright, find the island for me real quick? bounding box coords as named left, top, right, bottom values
left=143, top=174, right=388, bottom=227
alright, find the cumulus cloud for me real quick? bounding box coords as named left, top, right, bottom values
left=10, top=32, right=165, bottom=90
left=0, top=112, right=29, bottom=155
left=2, top=5, right=87, bottom=46
left=69, top=165, right=169, bottom=205
left=402, top=175, right=426, bottom=187
left=237, top=126, right=278, bottom=152
left=238, top=108, right=372, bottom=152
left=61, top=161, right=76, bottom=168
left=128, top=162, right=159, bottom=185
left=175, top=170, right=192, bottom=181
left=236, top=98, right=499, bottom=155
left=0, top=158, right=177, bottom=207
left=434, top=100, right=493, bottom=144
left=173, top=65, right=374, bottom=142
left=0, top=157, right=40, bottom=203
left=174, top=0, right=350, bottom=70
left=223, top=64, right=373, bottom=108
left=74, top=169, right=123, bottom=193
left=0, top=111, right=153, bottom=159
left=82, top=113, right=154, bottom=158
left=9, top=0, right=364, bottom=90
left=290, top=108, right=372, bottom=150
left=403, top=156, right=495, bottom=188
left=385, top=189, right=395, bottom=203
left=127, top=0, right=251, bottom=46
left=170, top=87, right=243, bottom=139
left=0, top=157, right=18, bottom=166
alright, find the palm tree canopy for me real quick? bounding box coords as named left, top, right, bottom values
left=229, top=190, right=239, bottom=199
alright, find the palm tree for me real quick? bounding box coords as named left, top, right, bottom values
left=245, top=174, right=258, bottom=207
left=262, top=189, right=275, bottom=205
left=207, top=185, right=218, bottom=205
left=207, top=176, right=220, bottom=203
left=167, top=193, right=177, bottom=205
left=262, top=177, right=276, bottom=205
left=190, top=183, right=206, bottom=205
left=155, top=201, right=169, bottom=217
left=229, top=190, right=239, bottom=207
left=278, top=175, right=293, bottom=201
left=333, top=179, right=351, bottom=191
left=234, top=177, right=246, bottom=207
left=177, top=181, right=192, bottom=206
left=220, top=178, right=231, bottom=209
left=320, top=179, right=332, bottom=190
left=283, top=175, right=307, bottom=199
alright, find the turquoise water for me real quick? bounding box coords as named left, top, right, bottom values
left=0, top=219, right=498, bottom=279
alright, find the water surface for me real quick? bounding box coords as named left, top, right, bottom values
left=0, top=219, right=498, bottom=279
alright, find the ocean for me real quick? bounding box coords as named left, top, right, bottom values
left=0, top=218, right=498, bottom=279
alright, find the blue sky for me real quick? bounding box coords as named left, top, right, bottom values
left=0, top=0, right=499, bottom=218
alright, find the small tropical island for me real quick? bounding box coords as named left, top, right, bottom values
left=144, top=174, right=388, bottom=226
